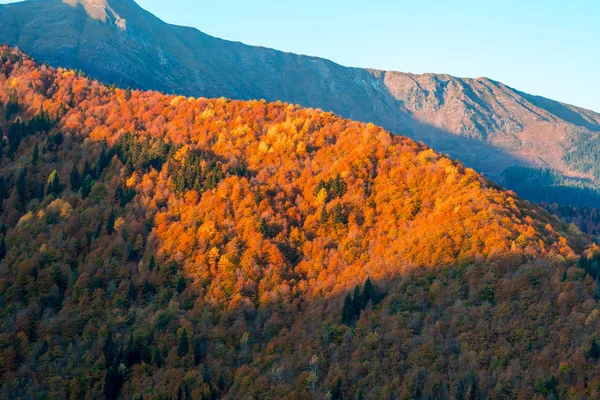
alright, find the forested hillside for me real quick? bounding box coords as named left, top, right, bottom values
left=543, top=203, right=600, bottom=238
left=502, top=166, right=600, bottom=208
left=0, top=47, right=599, bottom=399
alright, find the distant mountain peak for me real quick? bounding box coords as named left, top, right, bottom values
left=62, top=0, right=127, bottom=29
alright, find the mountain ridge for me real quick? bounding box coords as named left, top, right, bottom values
left=2, top=0, right=600, bottom=201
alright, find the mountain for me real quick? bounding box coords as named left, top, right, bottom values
left=2, top=0, right=600, bottom=207
left=0, top=46, right=598, bottom=398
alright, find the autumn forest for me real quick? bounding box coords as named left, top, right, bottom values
left=0, top=46, right=599, bottom=399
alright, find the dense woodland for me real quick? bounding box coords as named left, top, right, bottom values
left=564, top=130, right=600, bottom=182
left=501, top=167, right=600, bottom=241
left=542, top=203, right=600, bottom=239
left=0, top=47, right=599, bottom=399
left=501, top=166, right=600, bottom=208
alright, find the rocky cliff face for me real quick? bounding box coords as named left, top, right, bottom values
left=62, top=0, right=127, bottom=28
left=1, top=0, right=600, bottom=183
left=381, top=72, right=600, bottom=178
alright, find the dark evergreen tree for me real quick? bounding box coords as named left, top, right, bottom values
left=82, top=160, right=91, bottom=178
left=106, top=209, right=116, bottom=234
left=333, top=203, right=346, bottom=224
left=194, top=337, right=206, bottom=366
left=124, top=336, right=135, bottom=367
left=5, top=93, right=18, bottom=121
left=357, top=389, right=364, bottom=400
left=103, top=363, right=123, bottom=400
left=176, top=275, right=186, bottom=294
left=122, top=186, right=136, bottom=207
left=46, top=170, right=61, bottom=196
left=127, top=281, right=137, bottom=302
left=317, top=176, right=347, bottom=200
left=81, top=175, right=93, bottom=198
left=0, top=177, right=8, bottom=201
left=152, top=347, right=163, bottom=368
left=16, top=168, right=27, bottom=207
left=259, top=218, right=269, bottom=237
left=351, top=285, right=362, bottom=318
left=103, top=330, right=115, bottom=366
left=124, top=335, right=142, bottom=367
left=217, top=374, right=226, bottom=393
left=178, top=329, right=190, bottom=357
left=46, top=132, right=63, bottom=151
left=70, top=165, right=81, bottom=191
left=94, top=142, right=110, bottom=178
left=588, top=338, right=600, bottom=359
left=320, top=207, right=329, bottom=224
left=0, top=178, right=5, bottom=212
left=102, top=330, right=124, bottom=400
left=93, top=222, right=103, bottom=239
left=535, top=375, right=558, bottom=397
left=32, top=143, right=39, bottom=165
left=455, top=380, right=466, bottom=400
left=148, top=256, right=156, bottom=271
left=468, top=374, right=481, bottom=400
left=114, top=185, right=123, bottom=204
left=341, top=293, right=353, bottom=325
left=362, top=278, right=376, bottom=306
left=331, top=378, right=343, bottom=400
left=29, top=110, right=54, bottom=136
left=7, top=118, right=25, bottom=156
left=0, top=237, right=6, bottom=262
left=206, top=162, right=224, bottom=190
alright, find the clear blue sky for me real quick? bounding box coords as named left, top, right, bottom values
left=2, top=0, right=599, bottom=112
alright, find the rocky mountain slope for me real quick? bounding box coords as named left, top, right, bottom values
left=0, top=44, right=598, bottom=399
left=2, top=0, right=600, bottom=195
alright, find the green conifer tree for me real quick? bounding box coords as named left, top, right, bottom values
left=178, top=329, right=189, bottom=357
left=341, top=294, right=353, bottom=325
left=70, top=165, right=81, bottom=191
left=46, top=170, right=61, bottom=196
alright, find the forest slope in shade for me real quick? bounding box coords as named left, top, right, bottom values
left=0, top=47, right=600, bottom=399
left=2, top=0, right=600, bottom=208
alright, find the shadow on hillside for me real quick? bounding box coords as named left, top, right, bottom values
left=515, top=89, right=600, bottom=130
left=181, top=251, right=590, bottom=400
left=502, top=184, right=600, bottom=209
left=398, top=114, right=533, bottom=181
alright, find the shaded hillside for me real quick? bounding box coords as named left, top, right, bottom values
left=0, top=47, right=599, bottom=399
left=2, top=0, right=600, bottom=201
